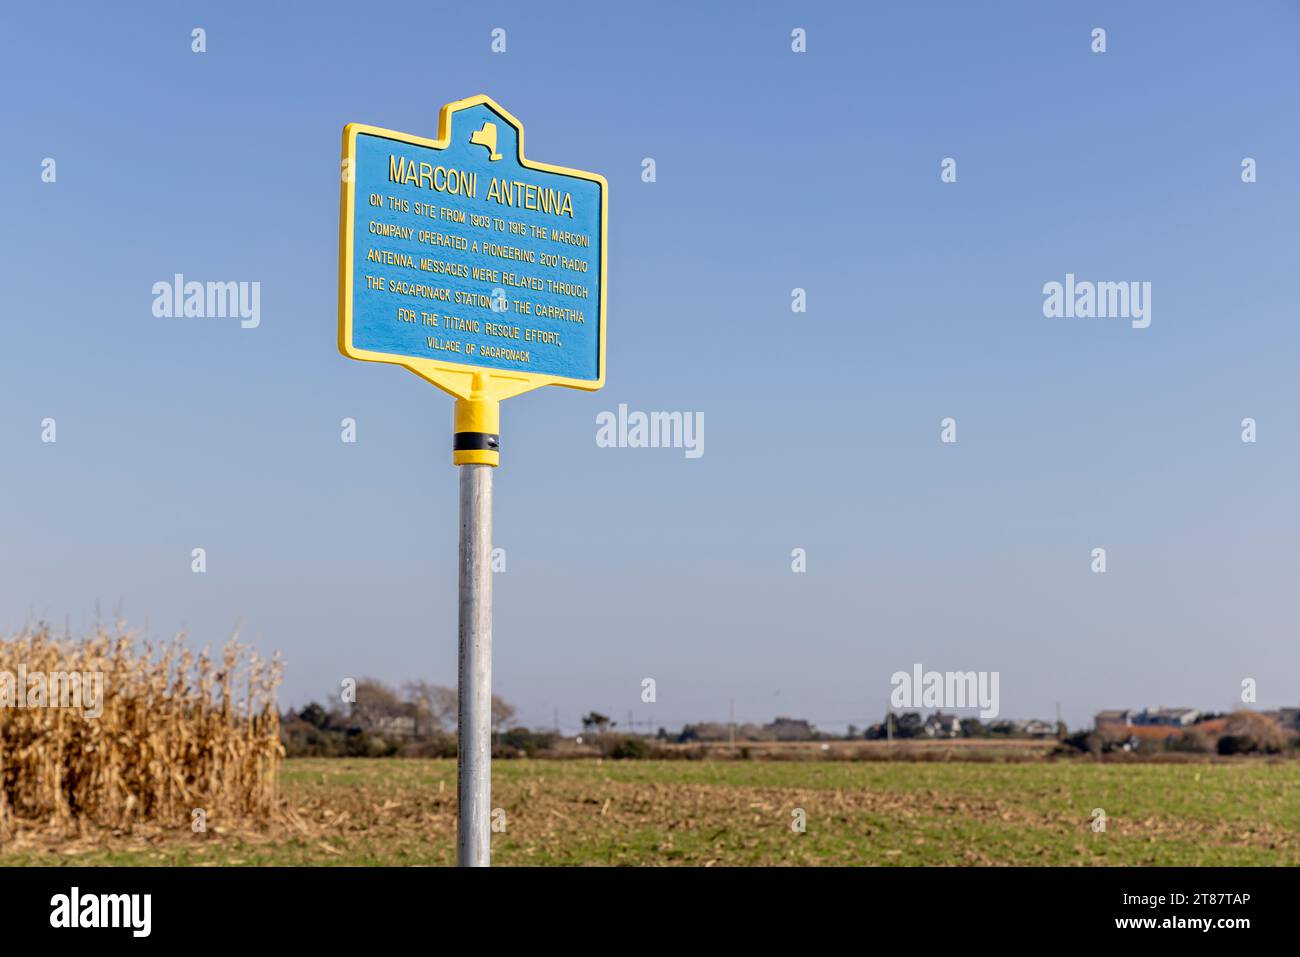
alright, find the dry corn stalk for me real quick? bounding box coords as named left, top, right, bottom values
left=0, top=624, right=282, bottom=837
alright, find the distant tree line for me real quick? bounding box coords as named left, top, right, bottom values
left=283, top=694, right=1298, bottom=760
left=668, top=714, right=1067, bottom=743
left=281, top=677, right=539, bottom=758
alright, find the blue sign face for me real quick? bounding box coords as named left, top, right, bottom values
left=341, top=99, right=605, bottom=388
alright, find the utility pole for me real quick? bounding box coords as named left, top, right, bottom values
left=729, top=698, right=735, bottom=748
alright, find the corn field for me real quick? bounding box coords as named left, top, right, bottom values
left=0, top=626, right=283, bottom=837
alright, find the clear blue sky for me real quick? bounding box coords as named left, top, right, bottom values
left=3, top=1, right=1298, bottom=731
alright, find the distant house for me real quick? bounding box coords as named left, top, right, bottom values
left=994, top=718, right=1055, bottom=738
left=1138, top=708, right=1200, bottom=727
left=1019, top=719, right=1057, bottom=738
left=1094, top=709, right=1133, bottom=730
left=1194, top=717, right=1227, bottom=736
left=923, top=713, right=962, bottom=738
left=1096, top=708, right=1201, bottom=731
left=372, top=715, right=418, bottom=739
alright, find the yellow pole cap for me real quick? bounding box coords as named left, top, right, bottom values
left=453, top=374, right=500, bottom=466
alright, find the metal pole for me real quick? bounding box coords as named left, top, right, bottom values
left=457, top=462, right=493, bottom=866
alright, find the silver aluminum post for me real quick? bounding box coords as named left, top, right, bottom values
left=456, top=462, right=493, bottom=866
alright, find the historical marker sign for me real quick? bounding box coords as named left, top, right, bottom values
left=339, top=94, right=607, bottom=401
left=337, top=95, right=608, bottom=866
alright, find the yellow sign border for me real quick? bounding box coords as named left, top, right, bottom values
left=338, top=94, right=608, bottom=402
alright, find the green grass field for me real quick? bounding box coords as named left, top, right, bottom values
left=4, top=757, right=1298, bottom=866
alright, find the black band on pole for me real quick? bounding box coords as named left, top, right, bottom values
left=453, top=432, right=500, bottom=451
